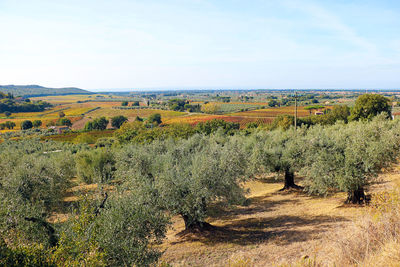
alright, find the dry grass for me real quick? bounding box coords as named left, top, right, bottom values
left=158, top=168, right=400, bottom=267
left=159, top=175, right=369, bottom=266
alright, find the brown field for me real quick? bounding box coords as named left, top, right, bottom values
left=158, top=168, right=400, bottom=266
left=228, top=106, right=311, bottom=117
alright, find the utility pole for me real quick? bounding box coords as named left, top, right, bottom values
left=294, top=91, right=297, bottom=129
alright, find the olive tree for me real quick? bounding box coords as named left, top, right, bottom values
left=54, top=190, right=169, bottom=267
left=75, top=148, right=116, bottom=184
left=0, top=150, right=75, bottom=247
left=249, top=128, right=303, bottom=190
left=299, top=115, right=400, bottom=203
left=116, top=134, right=248, bottom=231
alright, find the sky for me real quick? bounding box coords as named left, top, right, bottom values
left=1, top=0, right=400, bottom=91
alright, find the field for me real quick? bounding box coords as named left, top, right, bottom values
left=163, top=106, right=310, bottom=128
left=3, top=93, right=346, bottom=134
left=0, top=94, right=317, bottom=131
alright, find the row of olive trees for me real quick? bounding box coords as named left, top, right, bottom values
left=248, top=114, right=400, bottom=203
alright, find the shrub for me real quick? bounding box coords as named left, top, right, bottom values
left=148, top=113, right=162, bottom=125
left=57, top=118, right=72, bottom=127
left=84, top=117, right=109, bottom=131
left=21, top=120, right=33, bottom=130
left=111, top=115, right=128, bottom=129
left=32, top=120, right=42, bottom=128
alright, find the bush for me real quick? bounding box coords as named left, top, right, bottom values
left=84, top=117, right=109, bottom=131
left=57, top=118, right=72, bottom=127
left=21, top=120, right=33, bottom=130
left=111, top=115, right=128, bottom=129
left=148, top=113, right=162, bottom=125
left=32, top=120, right=42, bottom=128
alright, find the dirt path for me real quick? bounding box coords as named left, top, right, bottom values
left=160, top=171, right=400, bottom=266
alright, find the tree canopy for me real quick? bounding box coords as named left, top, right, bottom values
left=349, top=94, right=391, bottom=121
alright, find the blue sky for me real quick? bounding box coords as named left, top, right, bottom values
left=0, top=0, right=400, bottom=90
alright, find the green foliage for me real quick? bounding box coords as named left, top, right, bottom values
left=301, top=105, right=351, bottom=126
left=111, top=115, right=128, bottom=129
left=21, top=120, right=33, bottom=130
left=32, top=120, right=42, bottom=128
left=268, top=99, right=278, bottom=107
left=73, top=132, right=96, bottom=144
left=0, top=239, right=55, bottom=267
left=304, top=105, right=325, bottom=111
left=121, top=101, right=128, bottom=106
left=84, top=117, right=109, bottom=131
left=52, top=199, right=106, bottom=267
left=114, top=121, right=146, bottom=143
left=75, top=149, right=116, bottom=184
left=148, top=113, right=162, bottom=125
left=117, top=134, right=248, bottom=229
left=0, top=98, right=51, bottom=113
left=95, top=137, right=116, bottom=148
left=95, top=191, right=169, bottom=266
left=248, top=128, right=298, bottom=179
left=299, top=115, right=400, bottom=200
left=0, top=85, right=89, bottom=97
left=0, top=121, right=16, bottom=130
left=56, top=117, right=72, bottom=127
left=269, top=115, right=294, bottom=130
left=195, top=119, right=239, bottom=135
left=0, top=149, right=75, bottom=246
left=4, top=111, right=11, bottom=117
left=54, top=192, right=168, bottom=267
left=349, top=94, right=391, bottom=121
left=168, top=99, right=187, bottom=111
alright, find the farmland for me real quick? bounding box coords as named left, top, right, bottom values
left=0, top=93, right=320, bottom=131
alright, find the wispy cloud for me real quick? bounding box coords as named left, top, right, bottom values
left=281, top=0, right=377, bottom=53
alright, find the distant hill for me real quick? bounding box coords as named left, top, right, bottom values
left=0, top=85, right=92, bottom=97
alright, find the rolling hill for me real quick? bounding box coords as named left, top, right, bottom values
left=0, top=85, right=92, bottom=97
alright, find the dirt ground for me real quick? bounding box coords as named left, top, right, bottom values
left=159, top=169, right=400, bottom=267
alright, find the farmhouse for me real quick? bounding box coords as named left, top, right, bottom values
left=48, top=125, right=70, bottom=134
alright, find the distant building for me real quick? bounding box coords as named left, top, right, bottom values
left=48, top=126, right=70, bottom=134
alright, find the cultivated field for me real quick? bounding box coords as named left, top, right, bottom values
left=1, top=95, right=317, bottom=131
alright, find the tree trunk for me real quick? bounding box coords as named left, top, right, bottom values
left=182, top=215, right=205, bottom=231
left=280, top=170, right=303, bottom=191
left=346, top=187, right=366, bottom=204
left=181, top=198, right=213, bottom=232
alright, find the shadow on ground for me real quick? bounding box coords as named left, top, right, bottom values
left=173, top=213, right=348, bottom=246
